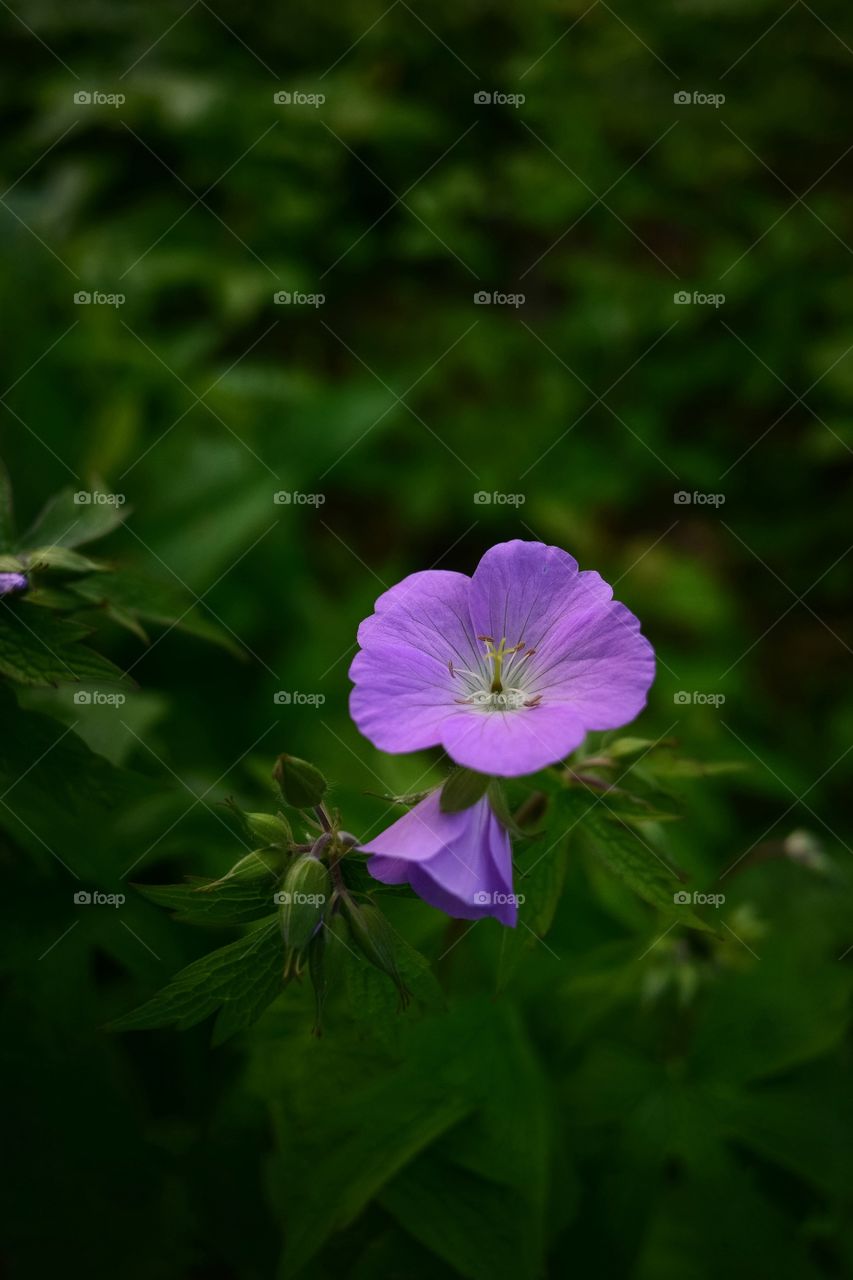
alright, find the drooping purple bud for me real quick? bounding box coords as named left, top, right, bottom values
left=0, top=572, right=28, bottom=597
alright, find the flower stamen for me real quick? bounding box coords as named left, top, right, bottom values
left=479, top=635, right=526, bottom=693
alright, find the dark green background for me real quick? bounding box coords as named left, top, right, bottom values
left=2, top=2, right=852, bottom=1277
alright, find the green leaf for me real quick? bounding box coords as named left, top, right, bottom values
left=134, top=871, right=278, bottom=925
left=379, top=1004, right=549, bottom=1280
left=109, top=918, right=282, bottom=1037
left=0, top=682, right=152, bottom=879
left=497, top=832, right=568, bottom=990
left=20, top=487, right=128, bottom=550
left=71, top=569, right=243, bottom=656
left=0, top=458, right=14, bottom=551
left=440, top=767, right=490, bottom=813
left=24, top=546, right=106, bottom=574
left=558, top=785, right=712, bottom=932
left=342, top=922, right=444, bottom=1019
left=0, top=602, right=128, bottom=687
left=268, top=1006, right=513, bottom=1277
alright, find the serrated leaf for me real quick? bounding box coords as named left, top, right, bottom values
left=110, top=918, right=282, bottom=1036
left=559, top=786, right=712, bottom=932
left=24, top=546, right=106, bottom=574
left=0, top=602, right=128, bottom=687
left=18, top=586, right=83, bottom=610
left=134, top=872, right=277, bottom=925
left=342, top=918, right=444, bottom=1018
left=71, top=569, right=243, bottom=657
left=20, top=487, right=128, bottom=550
left=0, top=681, right=152, bottom=879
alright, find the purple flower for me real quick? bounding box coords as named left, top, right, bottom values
left=349, top=539, right=655, bottom=777
left=0, top=572, right=28, bottom=597
left=361, top=790, right=518, bottom=926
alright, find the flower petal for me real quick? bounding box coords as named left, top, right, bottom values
left=363, top=792, right=517, bottom=925
left=468, top=540, right=611, bottom=656
left=526, top=601, right=655, bottom=731
left=349, top=570, right=480, bottom=754
left=439, top=702, right=587, bottom=776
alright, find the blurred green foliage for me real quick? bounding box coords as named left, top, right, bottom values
left=1, top=0, right=852, bottom=1276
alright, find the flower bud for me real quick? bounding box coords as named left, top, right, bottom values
left=245, top=811, right=292, bottom=848
left=203, top=849, right=279, bottom=888
left=273, top=753, right=327, bottom=809
left=342, top=899, right=410, bottom=1007
left=277, top=855, right=331, bottom=952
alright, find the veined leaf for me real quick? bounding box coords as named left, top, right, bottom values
left=559, top=786, right=713, bottom=932
left=72, top=569, right=243, bottom=657
left=0, top=603, right=128, bottom=687
left=20, top=487, right=129, bottom=550
left=24, top=546, right=106, bottom=574
left=109, top=918, right=283, bottom=1037
left=134, top=871, right=278, bottom=925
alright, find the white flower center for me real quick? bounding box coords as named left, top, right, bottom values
left=448, top=635, right=541, bottom=714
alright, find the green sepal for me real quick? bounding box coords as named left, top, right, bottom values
left=440, top=766, right=491, bottom=813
